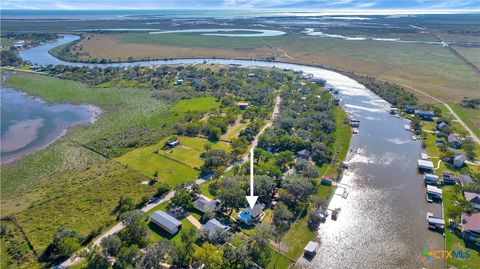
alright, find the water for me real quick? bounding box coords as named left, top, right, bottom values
left=18, top=36, right=445, bottom=268
left=148, top=28, right=286, bottom=37
left=0, top=87, right=94, bottom=164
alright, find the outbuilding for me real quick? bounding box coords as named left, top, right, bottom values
left=453, top=154, right=467, bottom=167
left=423, top=174, right=439, bottom=185
left=418, top=159, right=434, bottom=172
left=151, top=211, right=182, bottom=235
left=304, top=241, right=319, bottom=258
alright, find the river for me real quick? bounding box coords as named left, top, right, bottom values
left=18, top=35, right=445, bottom=268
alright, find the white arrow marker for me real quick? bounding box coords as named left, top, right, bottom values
left=246, top=148, right=258, bottom=209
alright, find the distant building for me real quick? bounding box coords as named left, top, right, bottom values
left=166, top=140, right=180, bottom=149
left=237, top=102, right=249, bottom=110
left=174, top=79, right=184, bottom=85
left=415, top=110, right=434, bottom=121
left=436, top=121, right=448, bottom=132
left=311, top=78, right=326, bottom=86
left=201, top=219, right=230, bottom=236
left=447, top=134, right=462, bottom=149
left=296, top=149, right=311, bottom=161
left=460, top=213, right=480, bottom=241
left=13, top=40, right=25, bottom=49
left=453, top=154, right=467, bottom=167
left=151, top=211, right=182, bottom=234
left=193, top=197, right=219, bottom=213
left=458, top=174, right=473, bottom=187
left=463, top=192, right=480, bottom=210
left=404, top=105, right=418, bottom=114
left=333, top=98, right=340, bottom=106
left=321, top=177, right=333, bottom=186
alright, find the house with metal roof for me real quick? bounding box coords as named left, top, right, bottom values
left=415, top=110, right=434, bottom=120
left=151, top=210, right=182, bottom=235
left=417, top=159, right=434, bottom=172
left=464, top=192, right=480, bottom=210
left=238, top=203, right=265, bottom=225
left=453, top=154, right=467, bottom=167
left=447, top=134, right=462, bottom=149
left=193, top=197, right=219, bottom=213
left=404, top=105, right=418, bottom=114
left=461, top=213, right=480, bottom=241
left=424, top=174, right=439, bottom=185
left=201, top=219, right=230, bottom=236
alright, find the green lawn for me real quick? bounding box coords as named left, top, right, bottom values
left=280, top=213, right=316, bottom=259
left=449, top=103, right=480, bottom=140
left=323, top=107, right=352, bottom=178
left=199, top=181, right=215, bottom=199
left=267, top=250, right=293, bottom=269
left=171, top=97, right=221, bottom=112
left=221, top=117, right=250, bottom=142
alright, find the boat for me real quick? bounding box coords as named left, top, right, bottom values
left=412, top=135, right=417, bottom=140
left=404, top=124, right=411, bottom=130
left=331, top=208, right=341, bottom=220
left=352, top=128, right=360, bottom=135
left=396, top=114, right=401, bottom=118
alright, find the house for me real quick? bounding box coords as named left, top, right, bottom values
left=453, top=154, right=467, bottom=167
left=321, top=177, right=333, bottom=186
left=458, top=174, right=473, bottom=186
left=463, top=192, right=480, bottom=210
left=174, top=79, right=184, bottom=85
left=349, top=119, right=360, bottom=128
left=311, top=78, right=325, bottom=86
left=426, top=185, right=442, bottom=200
left=436, top=121, right=448, bottom=131
left=13, top=40, right=25, bottom=49
left=404, top=105, right=418, bottom=114
left=237, top=102, right=249, bottom=110
left=424, top=174, right=439, bottom=185
left=165, top=140, right=180, bottom=148
left=460, top=213, right=480, bottom=241
left=238, top=203, right=265, bottom=225
left=448, top=134, right=462, bottom=149
left=201, top=219, right=230, bottom=236
left=303, top=241, right=319, bottom=258
left=442, top=171, right=457, bottom=185
left=418, top=159, right=434, bottom=172
left=193, top=197, right=219, bottom=213
left=333, top=98, right=340, bottom=106
left=296, top=149, right=311, bottom=161
left=151, top=211, right=182, bottom=234
left=415, top=110, right=434, bottom=121
left=427, top=215, right=445, bottom=231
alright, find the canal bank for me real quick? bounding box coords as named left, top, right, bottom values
left=18, top=35, right=445, bottom=269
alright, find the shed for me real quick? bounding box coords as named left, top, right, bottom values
left=151, top=211, right=182, bottom=234
left=442, top=171, right=457, bottom=185
left=417, top=159, right=434, bottom=172
left=201, top=219, right=230, bottom=236
left=304, top=241, right=319, bottom=257
left=166, top=140, right=180, bottom=148
left=237, top=102, right=249, bottom=110
left=321, top=177, right=333, bottom=186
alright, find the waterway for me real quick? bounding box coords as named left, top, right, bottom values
left=18, top=35, right=445, bottom=268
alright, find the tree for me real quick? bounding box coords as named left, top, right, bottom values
left=85, top=246, right=109, bottom=269
left=201, top=149, right=231, bottom=175
left=117, top=196, right=135, bottom=213
left=136, top=240, right=174, bottom=269
left=0, top=50, right=22, bottom=66
left=100, top=234, right=122, bottom=256
left=311, top=142, right=331, bottom=165
left=169, top=189, right=193, bottom=210
left=113, top=245, right=139, bottom=269
left=311, top=196, right=327, bottom=210
left=273, top=202, right=293, bottom=233
left=173, top=228, right=197, bottom=267
left=204, top=142, right=213, bottom=151
left=250, top=175, right=276, bottom=204
left=193, top=243, right=224, bottom=269
left=275, top=151, right=294, bottom=171
left=208, top=126, right=222, bottom=142
left=119, top=210, right=149, bottom=247
left=222, top=234, right=253, bottom=268
left=155, top=183, right=171, bottom=198
left=282, top=175, right=314, bottom=202
left=48, top=227, right=83, bottom=260
left=307, top=209, right=321, bottom=230
left=295, top=159, right=320, bottom=179
left=219, top=177, right=246, bottom=216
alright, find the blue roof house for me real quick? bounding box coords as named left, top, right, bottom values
left=415, top=110, right=434, bottom=121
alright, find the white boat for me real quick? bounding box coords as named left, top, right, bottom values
left=396, top=114, right=401, bottom=118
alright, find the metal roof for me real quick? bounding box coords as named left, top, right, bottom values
left=151, top=211, right=181, bottom=231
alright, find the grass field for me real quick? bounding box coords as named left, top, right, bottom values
left=171, top=97, right=221, bottom=112
left=116, top=136, right=230, bottom=182
left=0, top=220, right=40, bottom=269
left=67, top=31, right=480, bottom=103
left=221, top=116, right=250, bottom=142
left=449, top=103, right=480, bottom=140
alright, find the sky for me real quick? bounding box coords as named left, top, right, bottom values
left=1, top=0, right=479, bottom=10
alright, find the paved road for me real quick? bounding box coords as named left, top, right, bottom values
left=399, top=83, right=480, bottom=145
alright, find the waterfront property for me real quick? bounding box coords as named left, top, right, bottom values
left=404, top=105, right=418, bottom=114
left=415, top=110, right=434, bottom=121
left=426, top=185, right=442, bottom=200
left=303, top=241, right=319, bottom=258
left=460, top=213, right=480, bottom=241
left=418, top=159, right=434, bottom=172
left=463, top=192, right=480, bottom=210
left=150, top=210, right=182, bottom=235
left=424, top=174, right=439, bottom=185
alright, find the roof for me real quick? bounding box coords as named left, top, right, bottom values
left=297, top=149, right=311, bottom=157
left=437, top=122, right=448, bottom=128
left=405, top=105, right=418, bottom=110
left=428, top=217, right=445, bottom=226
left=193, top=197, right=218, bottom=212
left=237, top=102, right=249, bottom=106
left=151, top=211, right=182, bottom=231
left=418, top=159, right=434, bottom=169
left=426, top=185, right=442, bottom=195
left=454, top=154, right=466, bottom=162
left=249, top=203, right=265, bottom=218
left=461, top=213, right=480, bottom=231
left=416, top=110, right=434, bottom=117
left=464, top=192, right=480, bottom=204
left=201, top=219, right=229, bottom=236
left=304, top=241, right=319, bottom=253
left=448, top=134, right=461, bottom=144
left=458, top=174, right=473, bottom=186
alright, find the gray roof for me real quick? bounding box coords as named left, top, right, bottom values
left=464, top=192, right=480, bottom=204
left=193, top=197, right=218, bottom=212
left=201, top=219, right=229, bottom=236
left=151, top=211, right=181, bottom=231
left=248, top=203, right=265, bottom=218
left=448, top=134, right=461, bottom=144
left=458, top=174, right=473, bottom=186
left=418, top=159, right=434, bottom=169
left=296, top=149, right=311, bottom=157
left=304, top=241, right=319, bottom=253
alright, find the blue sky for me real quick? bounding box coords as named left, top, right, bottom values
left=2, top=0, right=479, bottom=10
